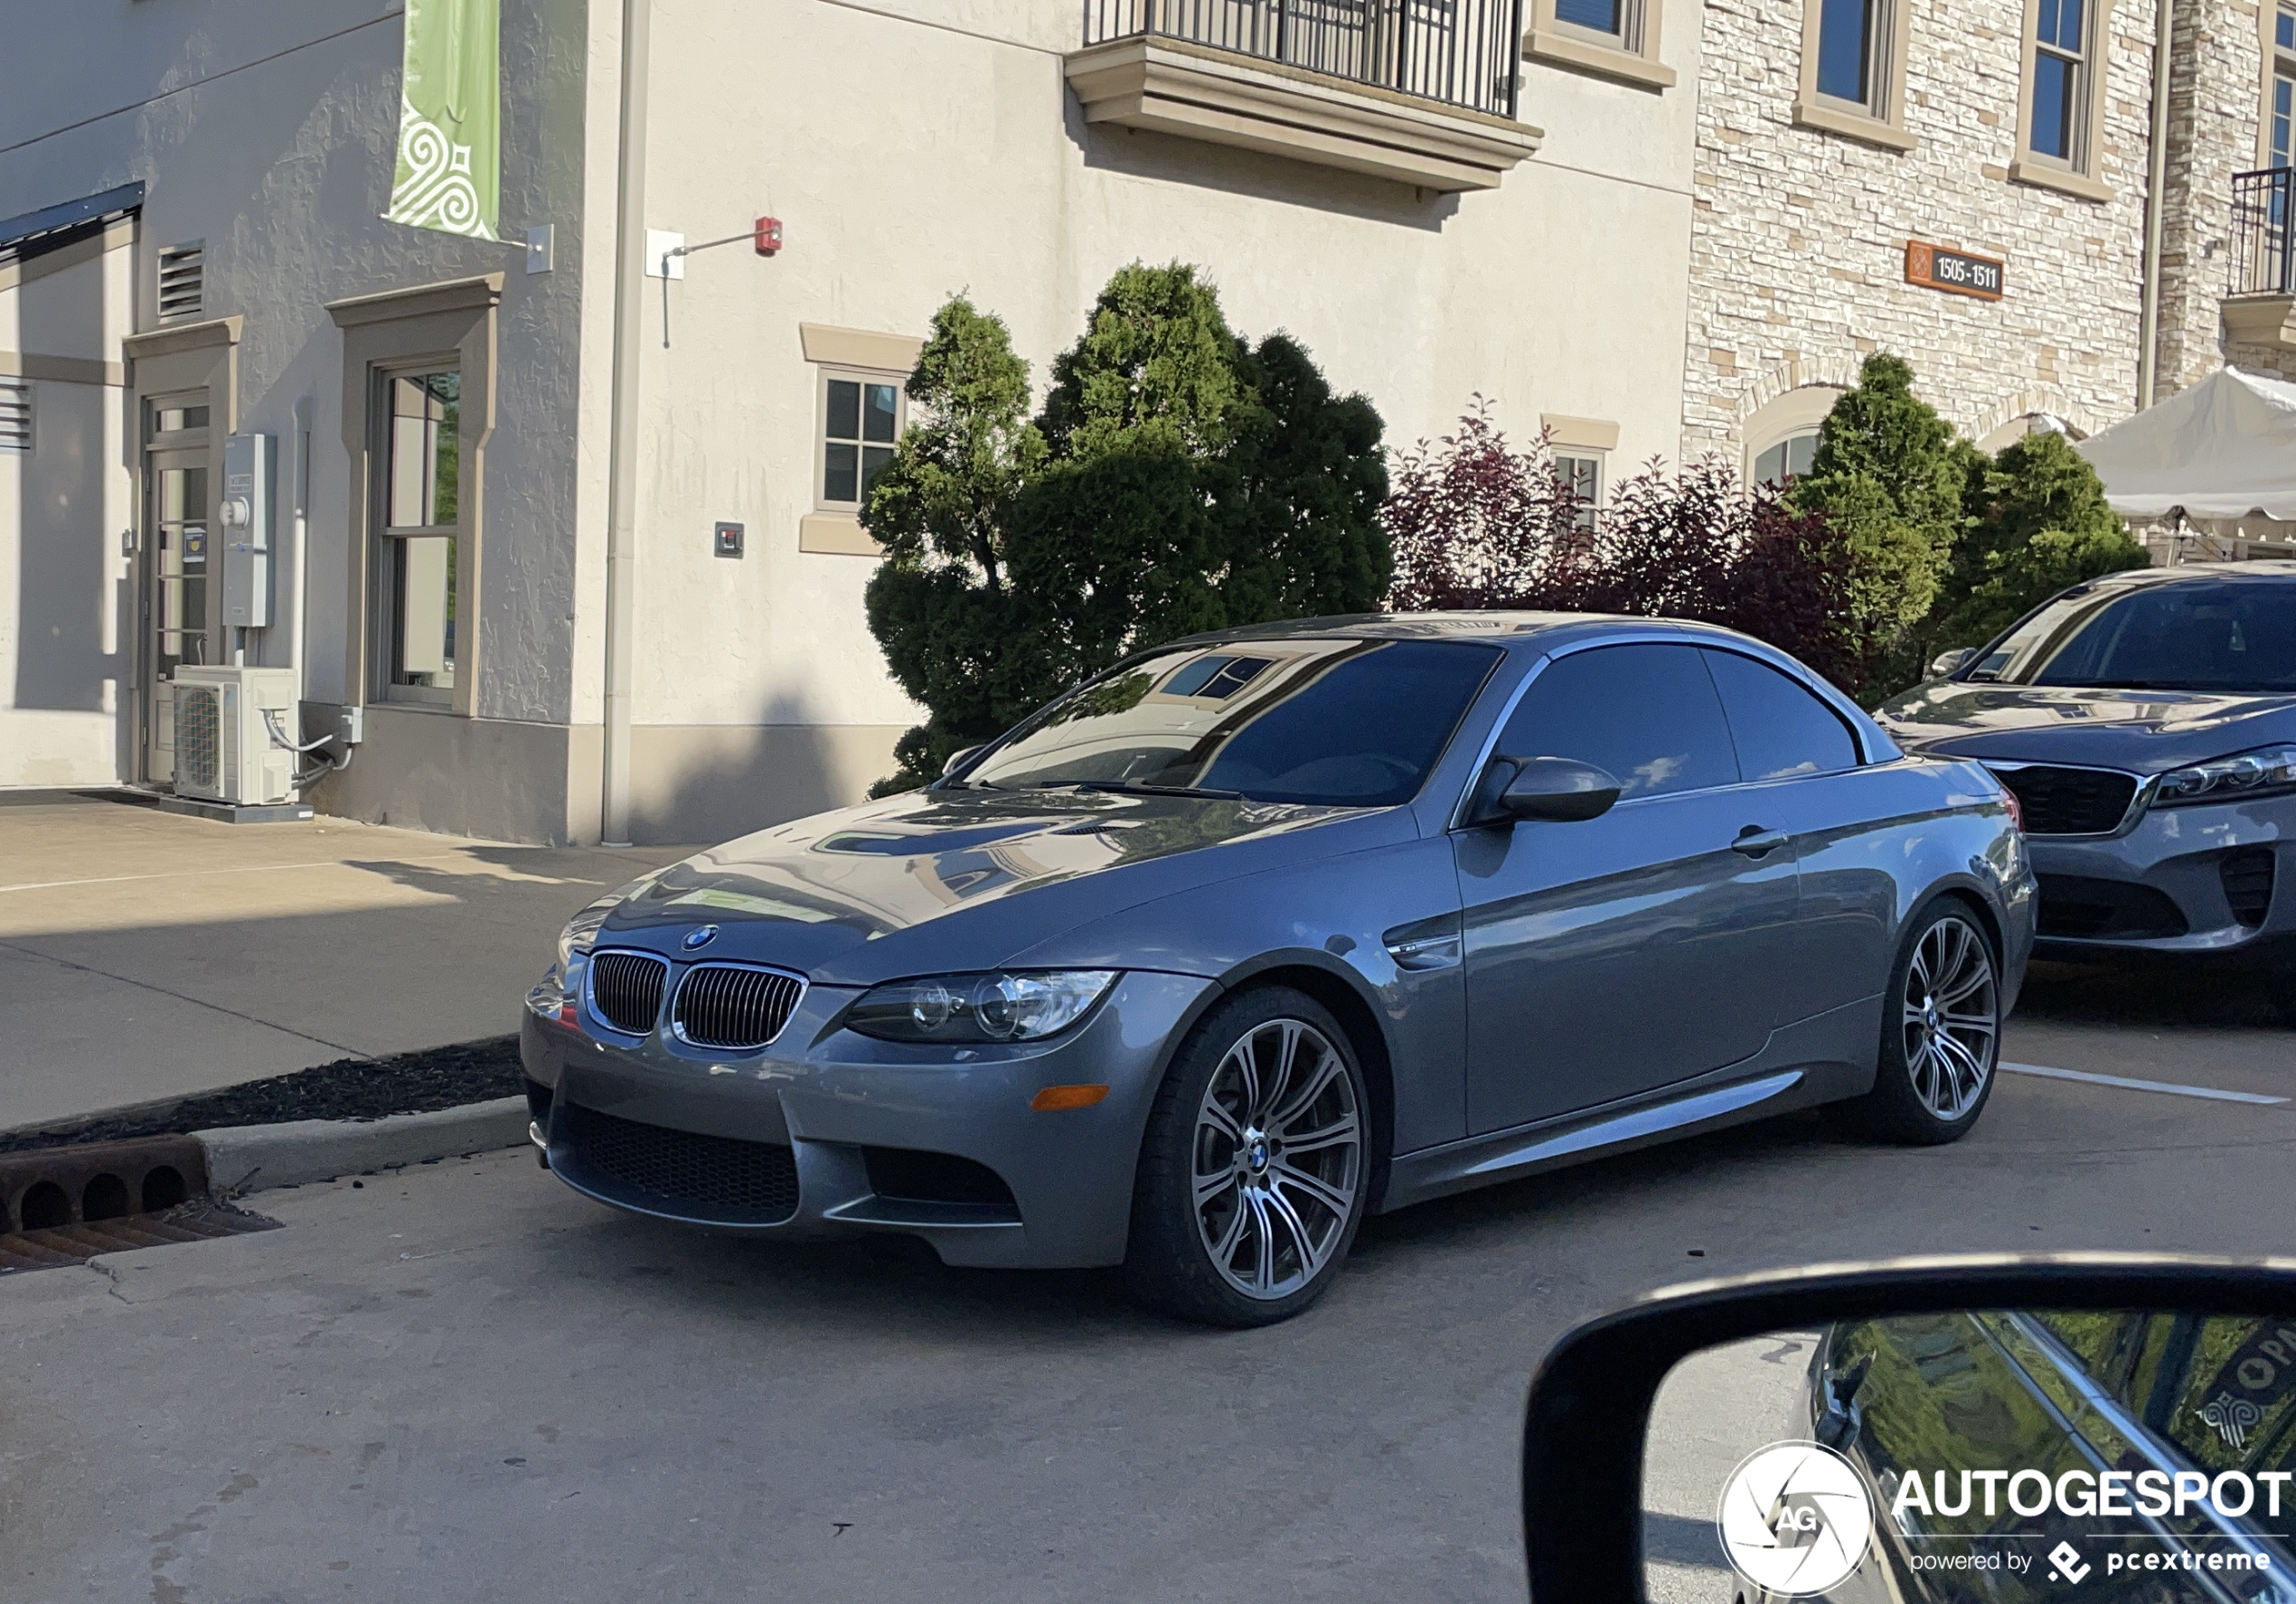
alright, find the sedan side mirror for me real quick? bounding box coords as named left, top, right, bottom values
left=1520, top=1254, right=2296, bottom=1604
left=1928, top=647, right=1976, bottom=679
left=1474, top=755, right=1622, bottom=826
left=941, top=746, right=985, bottom=780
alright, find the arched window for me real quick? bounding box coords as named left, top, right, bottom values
left=1975, top=412, right=2083, bottom=453
left=1742, top=385, right=1845, bottom=487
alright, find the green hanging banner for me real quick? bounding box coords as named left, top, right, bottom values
left=382, top=0, right=500, bottom=240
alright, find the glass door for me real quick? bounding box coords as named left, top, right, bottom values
left=142, top=446, right=212, bottom=784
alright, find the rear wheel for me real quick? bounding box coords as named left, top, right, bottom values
left=1123, top=989, right=1369, bottom=1327
left=1826, top=899, right=2001, bottom=1145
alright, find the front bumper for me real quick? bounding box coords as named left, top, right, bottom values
left=2026, top=792, right=2294, bottom=964
left=519, top=969, right=1216, bottom=1269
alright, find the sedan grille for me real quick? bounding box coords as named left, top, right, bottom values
left=557, top=1101, right=799, bottom=1224
left=2223, top=847, right=2277, bottom=928
left=588, top=951, right=668, bottom=1036
left=1987, top=764, right=2141, bottom=836
left=672, top=962, right=805, bottom=1050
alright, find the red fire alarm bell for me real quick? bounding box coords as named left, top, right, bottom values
left=754, top=216, right=783, bottom=257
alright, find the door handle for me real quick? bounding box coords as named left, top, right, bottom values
left=1731, top=826, right=1789, bottom=858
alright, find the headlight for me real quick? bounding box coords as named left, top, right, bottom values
left=846, top=971, right=1118, bottom=1044
left=2150, top=745, right=2296, bottom=808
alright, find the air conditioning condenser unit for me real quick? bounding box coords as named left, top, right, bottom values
left=170, top=665, right=300, bottom=805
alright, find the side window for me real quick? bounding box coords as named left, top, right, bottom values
left=1703, top=650, right=1861, bottom=780
left=1498, top=643, right=1739, bottom=800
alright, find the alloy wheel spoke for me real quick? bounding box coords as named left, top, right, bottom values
left=1270, top=1048, right=1343, bottom=1130
left=1935, top=1028, right=1990, bottom=1089
left=1246, top=1191, right=1277, bottom=1293
left=1199, top=1098, right=1243, bottom=1144
left=1228, top=1040, right=1265, bottom=1125
left=1279, top=1112, right=1360, bottom=1158
left=1271, top=1159, right=1353, bottom=1223
left=1195, top=1166, right=1238, bottom=1210
left=1260, top=1185, right=1322, bottom=1278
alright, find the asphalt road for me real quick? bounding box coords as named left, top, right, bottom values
left=4, top=963, right=2291, bottom=1603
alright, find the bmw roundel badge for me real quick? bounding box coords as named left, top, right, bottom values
left=682, top=924, right=719, bottom=951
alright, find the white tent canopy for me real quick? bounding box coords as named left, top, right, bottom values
left=2075, top=367, right=2296, bottom=521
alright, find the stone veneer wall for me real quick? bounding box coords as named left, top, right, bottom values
left=2157, top=0, right=2266, bottom=389
left=1683, top=0, right=2165, bottom=462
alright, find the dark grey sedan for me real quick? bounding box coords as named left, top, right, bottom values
left=1880, top=561, right=2296, bottom=969
left=521, top=614, right=2033, bottom=1326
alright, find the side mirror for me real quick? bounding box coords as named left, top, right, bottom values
left=941, top=746, right=984, bottom=780
left=1520, top=1254, right=2296, bottom=1604
left=1474, top=755, right=1622, bottom=826
left=1928, top=647, right=1976, bottom=679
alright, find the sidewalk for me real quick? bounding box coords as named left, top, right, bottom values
left=0, top=791, right=690, bottom=1134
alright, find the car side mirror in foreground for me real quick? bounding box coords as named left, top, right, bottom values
left=1520, top=1254, right=2296, bottom=1603
left=1928, top=647, right=1976, bottom=679
left=1476, top=755, right=1622, bottom=826
left=941, top=745, right=984, bottom=779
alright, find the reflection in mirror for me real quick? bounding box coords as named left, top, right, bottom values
left=1644, top=1312, right=2296, bottom=1601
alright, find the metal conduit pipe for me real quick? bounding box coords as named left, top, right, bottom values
left=601, top=0, right=652, bottom=846
left=2139, top=0, right=2177, bottom=410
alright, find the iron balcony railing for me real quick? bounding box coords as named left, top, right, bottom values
left=1084, top=0, right=1524, bottom=120
left=2230, top=166, right=2294, bottom=297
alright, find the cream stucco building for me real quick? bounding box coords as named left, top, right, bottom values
left=3, top=0, right=2291, bottom=843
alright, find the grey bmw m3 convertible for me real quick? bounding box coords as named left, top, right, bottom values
left=521, top=614, right=2034, bottom=1326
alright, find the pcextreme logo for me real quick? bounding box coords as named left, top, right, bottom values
left=1717, top=1441, right=1875, bottom=1597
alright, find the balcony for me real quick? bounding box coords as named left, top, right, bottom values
left=1066, top=0, right=1543, bottom=193
left=2225, top=167, right=2296, bottom=352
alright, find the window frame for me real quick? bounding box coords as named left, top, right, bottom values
left=1742, top=384, right=1844, bottom=488
left=1554, top=450, right=1604, bottom=537
left=1701, top=645, right=1865, bottom=781
left=375, top=363, right=464, bottom=707
left=2009, top=0, right=2118, bottom=202
left=1524, top=0, right=1676, bottom=91
left=1794, top=0, right=1916, bottom=151
left=812, top=364, right=906, bottom=517
left=2264, top=4, right=2296, bottom=169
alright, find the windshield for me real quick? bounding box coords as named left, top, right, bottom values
left=1966, top=577, right=2296, bottom=692
left=961, top=638, right=1503, bottom=807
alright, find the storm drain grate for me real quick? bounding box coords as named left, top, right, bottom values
left=0, top=1201, right=278, bottom=1275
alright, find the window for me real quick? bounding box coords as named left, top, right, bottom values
left=818, top=371, right=901, bottom=511
left=156, top=241, right=203, bottom=322
left=0, top=380, right=28, bottom=453
left=1701, top=650, right=1859, bottom=780
left=1753, top=431, right=1820, bottom=487
left=1795, top=0, right=1911, bottom=146
left=965, top=638, right=1502, bottom=807
left=1556, top=452, right=1603, bottom=536
left=1526, top=0, right=1675, bottom=89
left=1970, top=577, right=2296, bottom=692
left=381, top=369, right=460, bottom=701
left=1497, top=643, right=1740, bottom=800
left=2271, top=7, right=2294, bottom=170
left=2030, top=0, right=2088, bottom=162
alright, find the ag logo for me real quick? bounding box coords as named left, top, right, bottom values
left=1717, top=1441, right=1875, bottom=1597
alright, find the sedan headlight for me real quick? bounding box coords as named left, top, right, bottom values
left=2150, top=745, right=2296, bottom=808
left=846, top=971, right=1118, bottom=1044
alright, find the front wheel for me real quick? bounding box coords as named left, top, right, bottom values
left=1122, top=989, right=1369, bottom=1327
left=1825, top=898, right=2001, bottom=1145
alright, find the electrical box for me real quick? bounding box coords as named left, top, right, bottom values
left=221, top=432, right=275, bottom=628
left=172, top=665, right=300, bottom=804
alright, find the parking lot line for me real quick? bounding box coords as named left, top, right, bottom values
left=2001, top=1062, right=2290, bottom=1106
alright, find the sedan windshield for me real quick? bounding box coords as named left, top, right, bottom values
left=1967, top=577, right=2296, bottom=692
left=962, top=638, right=1502, bottom=807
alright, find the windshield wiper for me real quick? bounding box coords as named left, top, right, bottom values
left=1029, top=779, right=1243, bottom=800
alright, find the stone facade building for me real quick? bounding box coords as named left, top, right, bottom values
left=2, top=0, right=2291, bottom=841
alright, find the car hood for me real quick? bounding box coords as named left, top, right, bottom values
left=1876, top=680, right=2296, bottom=774
left=593, top=787, right=1409, bottom=985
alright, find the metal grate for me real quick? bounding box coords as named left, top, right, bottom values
left=2232, top=168, right=2294, bottom=298
left=1987, top=764, right=2140, bottom=836
left=157, top=241, right=204, bottom=321
left=588, top=951, right=668, bottom=1036
left=672, top=963, right=805, bottom=1050
left=174, top=683, right=221, bottom=793
left=0, top=1203, right=278, bottom=1276
left=558, top=1102, right=800, bottom=1223
left=0, top=380, right=28, bottom=453
left=1083, top=0, right=1523, bottom=117
left=2222, top=847, right=2277, bottom=928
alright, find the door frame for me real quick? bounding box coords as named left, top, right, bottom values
left=136, top=433, right=212, bottom=784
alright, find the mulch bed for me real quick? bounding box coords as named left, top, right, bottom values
left=0, top=1037, right=527, bottom=1156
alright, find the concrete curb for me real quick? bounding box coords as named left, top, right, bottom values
left=197, top=1097, right=532, bottom=1195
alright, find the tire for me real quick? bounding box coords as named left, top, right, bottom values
left=1825, top=896, right=2002, bottom=1145
left=1122, top=988, right=1370, bottom=1327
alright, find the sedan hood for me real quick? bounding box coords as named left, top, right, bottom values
left=594, top=787, right=1407, bottom=985
left=1876, top=680, right=2296, bottom=774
